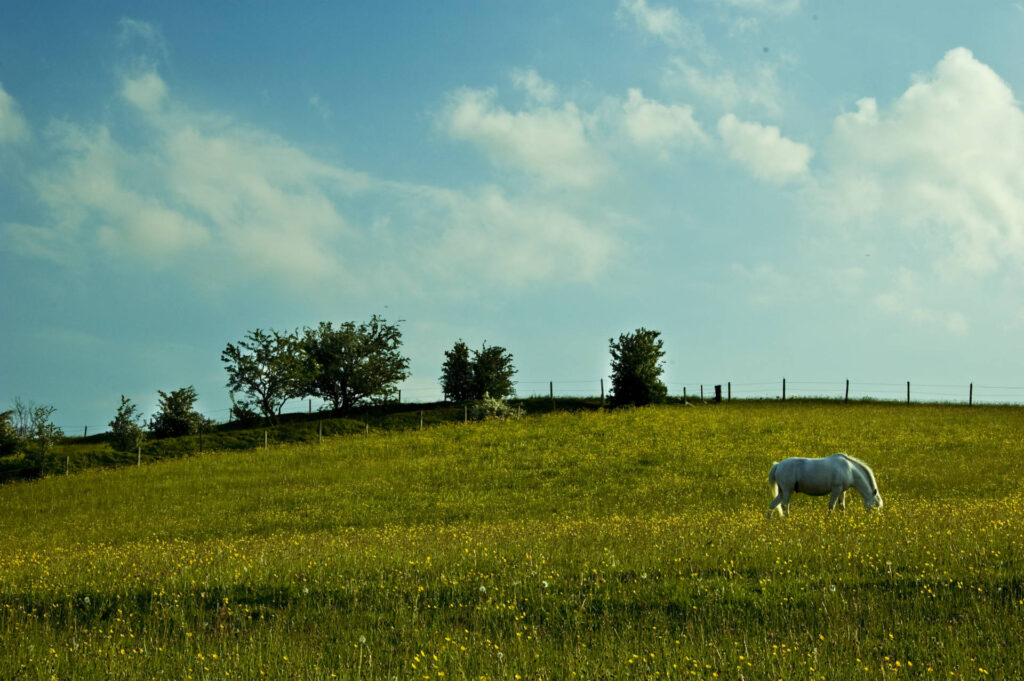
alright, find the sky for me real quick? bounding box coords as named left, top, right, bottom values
left=2, top=1, right=1024, bottom=432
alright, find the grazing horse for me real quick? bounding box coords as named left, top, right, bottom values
left=767, top=453, right=882, bottom=517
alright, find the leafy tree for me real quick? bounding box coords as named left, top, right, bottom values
left=471, top=343, right=517, bottom=400
left=150, top=386, right=210, bottom=438
left=0, top=410, right=24, bottom=456
left=440, top=340, right=474, bottom=402
left=24, top=404, right=63, bottom=477
left=303, top=316, right=410, bottom=413
left=109, top=395, right=146, bottom=453
left=221, top=329, right=314, bottom=424
left=229, top=391, right=260, bottom=423
left=609, top=327, right=667, bottom=407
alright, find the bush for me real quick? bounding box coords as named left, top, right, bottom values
left=109, top=396, right=146, bottom=453
left=150, top=386, right=211, bottom=438
left=0, top=410, right=24, bottom=457
left=609, top=328, right=668, bottom=407
left=469, top=393, right=523, bottom=421
left=440, top=340, right=474, bottom=403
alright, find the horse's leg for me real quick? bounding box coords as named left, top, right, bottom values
left=781, top=489, right=793, bottom=517
left=767, top=491, right=785, bottom=518
left=829, top=486, right=843, bottom=511
left=840, top=490, right=847, bottom=511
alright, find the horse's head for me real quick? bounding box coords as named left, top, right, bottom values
left=864, top=489, right=883, bottom=510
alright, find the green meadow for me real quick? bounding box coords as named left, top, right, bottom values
left=1, top=401, right=1021, bottom=679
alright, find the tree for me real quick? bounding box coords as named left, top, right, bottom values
left=440, top=340, right=474, bottom=402
left=609, top=327, right=667, bottom=407
left=24, top=404, right=63, bottom=477
left=150, top=386, right=210, bottom=438
left=109, top=395, right=146, bottom=453
left=303, top=316, right=410, bottom=413
left=0, top=410, right=24, bottom=456
left=471, top=343, right=517, bottom=400
left=221, top=329, right=314, bottom=424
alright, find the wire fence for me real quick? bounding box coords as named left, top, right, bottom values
left=48, top=377, right=1024, bottom=436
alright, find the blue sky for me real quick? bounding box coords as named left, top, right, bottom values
left=3, top=1, right=1024, bottom=430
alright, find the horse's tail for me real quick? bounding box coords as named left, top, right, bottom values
left=768, top=461, right=779, bottom=498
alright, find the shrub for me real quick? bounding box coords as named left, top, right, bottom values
left=109, top=396, right=146, bottom=453
left=609, top=327, right=668, bottom=407
left=469, top=393, right=523, bottom=421
left=0, top=410, right=24, bottom=457
left=150, top=386, right=211, bottom=438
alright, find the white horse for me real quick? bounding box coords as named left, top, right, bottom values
left=767, top=453, right=882, bottom=517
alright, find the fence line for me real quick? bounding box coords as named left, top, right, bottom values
left=46, top=377, right=1024, bottom=436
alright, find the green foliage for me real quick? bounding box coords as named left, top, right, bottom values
left=222, top=329, right=314, bottom=424
left=440, top=340, right=474, bottom=402
left=471, top=343, right=517, bottom=400
left=609, top=327, right=667, bottom=406
left=228, top=391, right=260, bottom=424
left=302, top=316, right=410, bottom=413
left=108, top=395, right=146, bottom=453
left=22, top=403, right=63, bottom=477
left=469, top=393, right=523, bottom=421
left=150, top=386, right=210, bottom=438
left=0, top=410, right=24, bottom=456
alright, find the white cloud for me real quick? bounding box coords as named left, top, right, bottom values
left=820, top=47, right=1024, bottom=274
left=0, top=82, right=30, bottom=143
left=409, top=186, right=616, bottom=286
left=121, top=71, right=167, bottom=112
left=664, top=58, right=781, bottom=115
left=6, top=67, right=618, bottom=292
left=510, top=68, right=557, bottom=105
left=731, top=262, right=794, bottom=305
left=717, top=113, right=812, bottom=182
left=618, top=0, right=704, bottom=48
left=444, top=87, right=606, bottom=188
left=117, top=18, right=167, bottom=60
left=622, top=88, right=708, bottom=153
left=27, top=121, right=210, bottom=258
left=872, top=269, right=968, bottom=335
left=308, top=94, right=332, bottom=121
left=709, top=0, right=801, bottom=13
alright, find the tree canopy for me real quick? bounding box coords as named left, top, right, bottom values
left=302, top=316, right=410, bottom=413
left=609, top=327, right=667, bottom=407
left=221, top=329, right=314, bottom=424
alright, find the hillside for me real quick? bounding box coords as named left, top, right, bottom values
left=1, top=402, right=1022, bottom=679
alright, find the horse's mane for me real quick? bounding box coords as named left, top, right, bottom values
left=840, top=453, right=877, bottom=490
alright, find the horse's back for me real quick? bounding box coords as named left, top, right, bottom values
left=776, top=455, right=844, bottom=495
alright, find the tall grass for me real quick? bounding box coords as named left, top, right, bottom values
left=1, top=402, right=1021, bottom=679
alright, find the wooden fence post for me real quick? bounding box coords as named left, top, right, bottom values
left=419, top=411, right=423, bottom=431
left=969, top=383, right=973, bottom=406
left=66, top=457, right=69, bottom=476
left=464, top=405, right=468, bottom=423
left=199, top=429, right=203, bottom=454
left=845, top=379, right=850, bottom=403
left=907, top=381, right=910, bottom=404
left=84, top=425, right=88, bottom=437
left=550, top=381, right=555, bottom=411
left=700, top=385, right=704, bottom=401
left=398, top=389, right=401, bottom=404
left=727, top=382, right=731, bottom=401
left=600, top=378, right=604, bottom=405
left=137, top=445, right=141, bottom=467
left=318, top=420, right=322, bottom=443
left=782, top=378, right=786, bottom=401
left=264, top=430, right=268, bottom=449
left=683, top=387, right=687, bottom=402
left=714, top=385, right=722, bottom=403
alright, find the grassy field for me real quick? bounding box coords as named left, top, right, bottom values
left=1, top=401, right=1021, bottom=679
